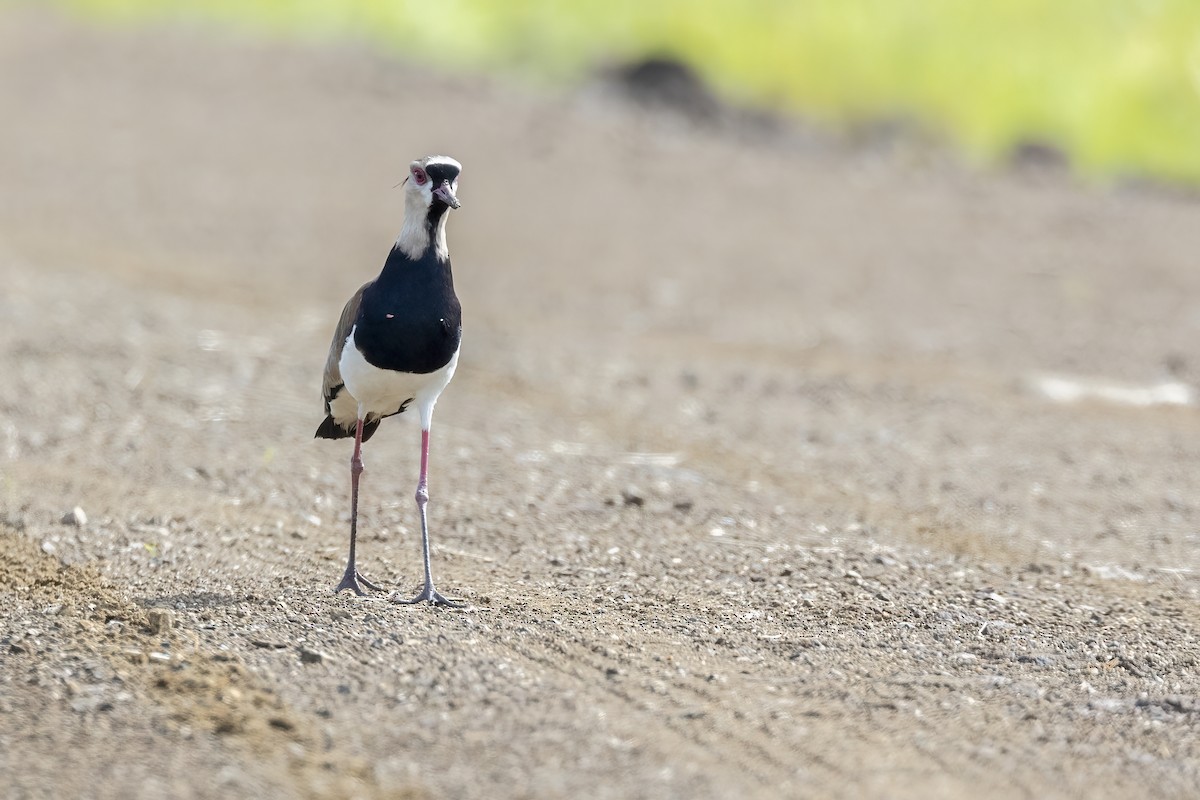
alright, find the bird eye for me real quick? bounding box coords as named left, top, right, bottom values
left=412, top=167, right=427, bottom=185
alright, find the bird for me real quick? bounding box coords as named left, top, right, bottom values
left=315, top=154, right=465, bottom=607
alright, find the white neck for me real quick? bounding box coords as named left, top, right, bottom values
left=394, top=193, right=449, bottom=260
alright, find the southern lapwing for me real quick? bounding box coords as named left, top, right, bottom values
left=316, top=155, right=465, bottom=607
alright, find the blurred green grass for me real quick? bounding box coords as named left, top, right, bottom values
left=52, top=0, right=1200, bottom=185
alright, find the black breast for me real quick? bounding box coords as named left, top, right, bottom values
left=353, top=246, right=462, bottom=374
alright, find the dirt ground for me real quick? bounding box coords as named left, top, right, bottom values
left=2, top=9, right=1200, bottom=799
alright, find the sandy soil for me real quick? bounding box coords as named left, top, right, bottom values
left=2, top=10, right=1200, bottom=799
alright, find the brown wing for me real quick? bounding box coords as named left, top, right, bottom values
left=322, top=282, right=369, bottom=412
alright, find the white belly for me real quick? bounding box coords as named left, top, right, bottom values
left=335, top=326, right=459, bottom=429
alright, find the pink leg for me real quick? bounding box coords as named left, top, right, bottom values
left=334, top=418, right=383, bottom=595
left=390, top=427, right=461, bottom=607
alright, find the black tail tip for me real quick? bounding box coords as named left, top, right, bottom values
left=314, top=417, right=382, bottom=442
left=314, top=416, right=351, bottom=440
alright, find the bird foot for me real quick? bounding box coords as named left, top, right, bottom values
left=333, top=567, right=384, bottom=596
left=388, top=584, right=464, bottom=608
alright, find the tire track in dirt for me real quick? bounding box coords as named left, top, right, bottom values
left=479, top=586, right=844, bottom=796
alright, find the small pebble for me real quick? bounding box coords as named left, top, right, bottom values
left=147, top=609, right=175, bottom=636
left=62, top=507, right=87, bottom=527
left=299, top=647, right=327, bottom=664
left=251, top=639, right=288, bottom=650
left=70, top=694, right=107, bottom=713
left=1090, top=697, right=1129, bottom=713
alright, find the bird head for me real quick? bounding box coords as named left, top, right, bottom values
left=407, top=155, right=461, bottom=211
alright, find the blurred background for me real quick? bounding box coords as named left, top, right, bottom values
left=48, top=0, right=1200, bottom=186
